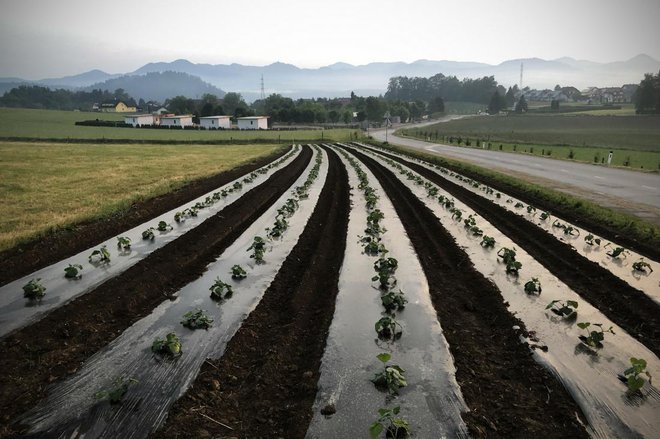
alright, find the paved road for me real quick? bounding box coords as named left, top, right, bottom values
left=371, top=121, right=660, bottom=222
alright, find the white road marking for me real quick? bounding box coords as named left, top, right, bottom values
left=594, top=175, right=604, bottom=180
left=642, top=185, right=656, bottom=190
left=560, top=169, right=569, bottom=173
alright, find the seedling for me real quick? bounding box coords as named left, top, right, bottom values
left=116, top=236, right=131, bottom=250
left=526, top=205, right=536, bottom=215
left=181, top=309, right=214, bottom=330
left=577, top=322, right=614, bottom=348
left=497, top=247, right=522, bottom=275
left=372, top=257, right=398, bottom=290
left=89, top=245, right=111, bottom=264
left=267, top=216, right=288, bottom=239
left=248, top=236, right=267, bottom=264
left=64, top=264, right=83, bottom=279
left=546, top=300, right=578, bottom=318
left=23, top=278, right=46, bottom=300
left=371, top=353, right=407, bottom=395
left=539, top=211, right=551, bottom=221
left=142, top=227, right=155, bottom=240
left=152, top=332, right=182, bottom=357
left=95, top=377, right=138, bottom=404
left=514, top=202, right=524, bottom=209
left=606, top=246, right=628, bottom=259
left=450, top=208, right=463, bottom=221
left=381, top=289, right=407, bottom=313
left=375, top=316, right=403, bottom=340
left=620, top=357, right=652, bottom=393
left=174, top=211, right=185, bottom=222
left=632, top=259, right=653, bottom=273
left=230, top=264, right=247, bottom=279
left=363, top=237, right=387, bottom=256
left=463, top=215, right=476, bottom=229
left=157, top=221, right=173, bottom=232
left=470, top=226, right=483, bottom=236
left=584, top=234, right=601, bottom=246
left=524, top=277, right=542, bottom=295
left=369, top=406, right=410, bottom=439
left=480, top=235, right=496, bottom=248
left=209, top=278, right=233, bottom=300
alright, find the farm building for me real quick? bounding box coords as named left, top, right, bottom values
left=98, top=101, right=137, bottom=113
left=200, top=115, right=232, bottom=129
left=160, top=115, right=193, bottom=127
left=237, top=116, right=269, bottom=130
left=124, top=114, right=155, bottom=127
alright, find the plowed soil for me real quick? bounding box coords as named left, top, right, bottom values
left=0, top=146, right=311, bottom=438
left=152, top=145, right=350, bottom=438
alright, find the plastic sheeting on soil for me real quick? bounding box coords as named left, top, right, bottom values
left=0, top=147, right=301, bottom=338
left=357, top=145, right=659, bottom=439
left=306, top=146, right=468, bottom=438
left=357, top=143, right=659, bottom=302
left=20, top=147, right=327, bottom=439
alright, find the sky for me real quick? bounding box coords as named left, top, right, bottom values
left=1, top=0, right=659, bottom=79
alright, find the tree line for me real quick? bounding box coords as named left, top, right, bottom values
left=0, top=85, right=137, bottom=111
left=634, top=71, right=660, bottom=113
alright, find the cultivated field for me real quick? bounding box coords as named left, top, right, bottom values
left=0, top=141, right=283, bottom=251
left=0, top=108, right=359, bottom=142
left=401, top=114, right=660, bottom=170
left=0, top=143, right=657, bottom=439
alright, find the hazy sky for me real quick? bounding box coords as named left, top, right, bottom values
left=1, top=0, right=659, bottom=79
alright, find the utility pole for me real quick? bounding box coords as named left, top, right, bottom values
left=260, top=74, right=265, bottom=100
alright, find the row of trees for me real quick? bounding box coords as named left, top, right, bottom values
left=0, top=86, right=137, bottom=111
left=634, top=71, right=660, bottom=113
left=385, top=73, right=505, bottom=105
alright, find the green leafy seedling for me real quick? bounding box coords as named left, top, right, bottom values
left=95, top=377, right=138, bottom=404
left=157, top=221, right=173, bottom=232
left=526, top=205, right=537, bottom=215
left=372, top=257, right=398, bottom=290
left=181, top=309, right=214, bottom=330
left=606, top=246, right=628, bottom=259
left=64, top=264, right=83, bottom=279
left=620, top=357, right=652, bottom=393
left=371, top=353, right=407, bottom=395
left=450, top=208, right=463, bottom=221
left=524, top=277, right=542, bottom=295
left=381, top=290, right=407, bottom=313
left=480, top=235, right=496, bottom=248
left=470, top=226, right=483, bottom=236
left=498, top=247, right=522, bottom=275
left=117, top=236, right=131, bottom=250
left=577, top=322, right=614, bottom=348
left=369, top=406, right=410, bottom=439
left=230, top=264, right=247, bottom=279
left=463, top=215, right=476, bottom=228
left=142, top=227, right=155, bottom=240
left=375, top=316, right=402, bottom=340
left=89, top=245, right=110, bottom=264
left=546, top=300, right=578, bottom=318
left=209, top=278, right=233, bottom=301
left=152, top=332, right=182, bottom=357
left=514, top=202, right=524, bottom=209
left=23, top=278, right=46, bottom=300
left=632, top=259, right=653, bottom=273
left=248, top=236, right=267, bottom=264
left=539, top=211, right=551, bottom=221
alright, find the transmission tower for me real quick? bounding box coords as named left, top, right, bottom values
left=260, top=74, right=265, bottom=100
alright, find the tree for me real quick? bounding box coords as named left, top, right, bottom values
left=200, top=102, right=215, bottom=117
left=166, top=95, right=195, bottom=114
left=515, top=95, right=528, bottom=113
left=488, top=91, right=506, bottom=114
left=634, top=71, right=659, bottom=113
left=554, top=84, right=561, bottom=91
left=328, top=110, right=340, bottom=123
left=429, top=96, right=445, bottom=113
left=550, top=99, right=560, bottom=111
left=505, top=87, right=516, bottom=107
left=222, top=92, right=248, bottom=117
left=342, top=110, right=352, bottom=124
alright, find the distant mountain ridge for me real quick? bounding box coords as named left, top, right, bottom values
left=2, top=54, right=658, bottom=101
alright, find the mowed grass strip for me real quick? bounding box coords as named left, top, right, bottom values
left=0, top=141, right=283, bottom=251
left=0, top=108, right=359, bottom=142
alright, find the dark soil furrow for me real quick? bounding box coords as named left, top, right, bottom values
left=348, top=147, right=588, bottom=438
left=0, top=146, right=289, bottom=287
left=0, top=146, right=311, bottom=438
left=152, top=145, right=350, bottom=439
left=373, top=147, right=660, bottom=357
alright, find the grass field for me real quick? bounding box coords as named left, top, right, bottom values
left=0, top=108, right=360, bottom=142
left=0, top=141, right=284, bottom=251
left=400, top=114, right=660, bottom=170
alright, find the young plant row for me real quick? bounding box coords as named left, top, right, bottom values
left=356, top=145, right=653, bottom=398
left=20, top=146, right=301, bottom=304
left=336, top=147, right=411, bottom=439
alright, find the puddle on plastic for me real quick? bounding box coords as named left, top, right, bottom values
left=0, top=147, right=302, bottom=338
left=357, top=143, right=660, bottom=302
left=306, top=147, right=468, bottom=438
left=21, top=148, right=327, bottom=439
left=358, top=146, right=659, bottom=439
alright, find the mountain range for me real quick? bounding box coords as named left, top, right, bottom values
left=1, top=54, right=658, bottom=102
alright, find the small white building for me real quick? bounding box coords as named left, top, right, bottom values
left=237, top=116, right=269, bottom=130
left=160, top=115, right=193, bottom=127
left=200, top=115, right=232, bottom=129
left=124, top=114, right=155, bottom=127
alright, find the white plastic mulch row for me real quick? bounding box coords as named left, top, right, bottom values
left=356, top=142, right=659, bottom=302
left=0, top=146, right=301, bottom=338
left=306, top=146, right=468, bottom=438
left=22, top=147, right=328, bottom=439
left=353, top=145, right=659, bottom=439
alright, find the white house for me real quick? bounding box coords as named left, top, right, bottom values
left=200, top=115, right=232, bottom=129
left=124, top=114, right=155, bottom=127
left=160, top=115, right=193, bottom=127
left=237, top=116, right=269, bottom=130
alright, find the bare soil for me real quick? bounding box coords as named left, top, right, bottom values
left=0, top=146, right=311, bottom=438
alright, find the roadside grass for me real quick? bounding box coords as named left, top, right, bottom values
left=0, top=141, right=284, bottom=251
left=0, top=108, right=360, bottom=142
left=366, top=140, right=660, bottom=253
left=398, top=113, right=660, bottom=170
